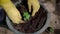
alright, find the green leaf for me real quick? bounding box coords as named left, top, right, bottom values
left=23, top=12, right=30, bottom=21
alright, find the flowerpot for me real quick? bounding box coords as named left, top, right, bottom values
left=6, top=0, right=50, bottom=34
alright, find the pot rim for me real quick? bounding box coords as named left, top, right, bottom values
left=6, top=3, right=50, bottom=34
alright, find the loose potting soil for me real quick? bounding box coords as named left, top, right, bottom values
left=13, top=4, right=47, bottom=33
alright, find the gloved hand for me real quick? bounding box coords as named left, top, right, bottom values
left=28, top=0, right=40, bottom=16
left=0, top=0, right=24, bottom=24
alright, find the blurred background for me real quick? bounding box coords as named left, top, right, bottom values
left=0, top=0, right=60, bottom=34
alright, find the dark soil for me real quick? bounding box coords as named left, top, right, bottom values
left=13, top=4, right=47, bottom=33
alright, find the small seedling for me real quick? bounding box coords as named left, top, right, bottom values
left=46, top=27, right=54, bottom=33
left=23, top=11, right=30, bottom=21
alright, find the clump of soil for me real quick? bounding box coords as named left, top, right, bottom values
left=12, top=4, right=47, bottom=33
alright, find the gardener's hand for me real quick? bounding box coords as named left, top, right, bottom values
left=0, top=0, right=24, bottom=24
left=28, top=0, right=40, bottom=16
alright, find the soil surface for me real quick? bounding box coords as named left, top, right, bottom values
left=13, top=4, right=47, bottom=33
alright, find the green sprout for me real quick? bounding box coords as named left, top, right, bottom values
left=49, top=27, right=54, bottom=32
left=47, top=27, right=54, bottom=32
left=23, top=11, right=30, bottom=21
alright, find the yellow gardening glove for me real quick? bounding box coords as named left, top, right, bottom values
left=28, top=0, right=40, bottom=16
left=0, top=0, right=24, bottom=24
